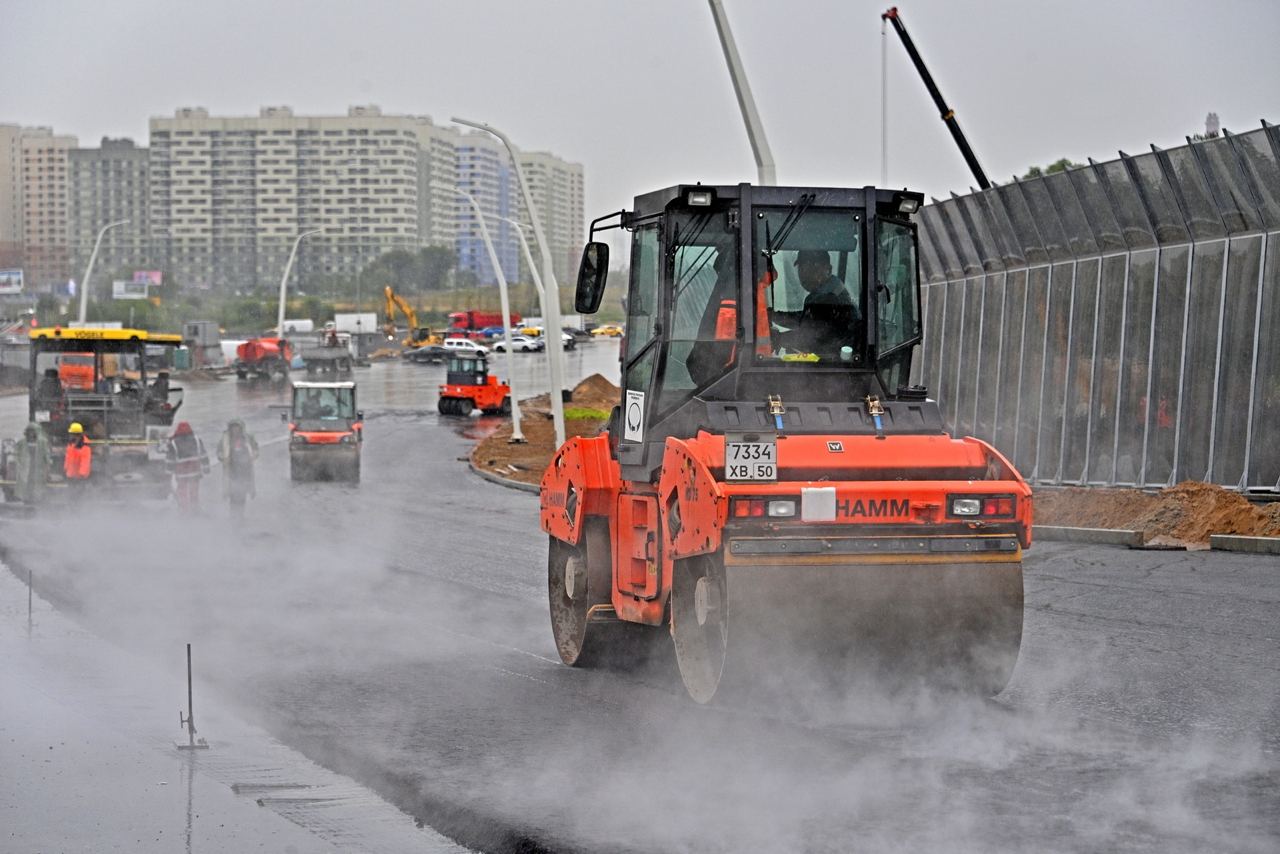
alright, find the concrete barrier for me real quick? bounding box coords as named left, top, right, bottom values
left=1208, top=535, right=1280, bottom=556
left=1033, top=526, right=1145, bottom=547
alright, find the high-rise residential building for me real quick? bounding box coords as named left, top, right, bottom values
left=455, top=131, right=521, bottom=286
left=415, top=122, right=460, bottom=249
left=0, top=124, right=24, bottom=270
left=515, top=151, right=584, bottom=287
left=20, top=129, right=77, bottom=289
left=0, top=105, right=587, bottom=296
left=68, top=138, right=150, bottom=283
left=149, top=105, right=444, bottom=291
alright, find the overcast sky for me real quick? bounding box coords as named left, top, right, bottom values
left=3, top=0, right=1277, bottom=220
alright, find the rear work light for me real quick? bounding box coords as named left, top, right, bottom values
left=948, top=494, right=1016, bottom=519
left=730, top=497, right=798, bottom=519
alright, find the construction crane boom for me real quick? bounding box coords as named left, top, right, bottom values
left=882, top=7, right=991, bottom=190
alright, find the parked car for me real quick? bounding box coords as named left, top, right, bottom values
left=591, top=324, right=624, bottom=338
left=403, top=344, right=449, bottom=364
left=492, top=335, right=544, bottom=353
left=478, top=325, right=506, bottom=340
left=443, top=337, right=489, bottom=356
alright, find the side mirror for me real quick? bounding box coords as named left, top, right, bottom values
left=280, top=411, right=288, bottom=422
left=575, top=242, right=609, bottom=314
left=356, top=410, right=364, bottom=420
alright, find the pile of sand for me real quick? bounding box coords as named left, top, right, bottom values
left=1037, top=482, right=1280, bottom=545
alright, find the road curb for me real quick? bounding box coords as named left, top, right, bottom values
left=468, top=460, right=539, bottom=494
left=1209, top=534, right=1280, bottom=556
left=1033, top=525, right=1145, bottom=547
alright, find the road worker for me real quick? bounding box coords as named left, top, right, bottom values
left=63, top=422, right=92, bottom=499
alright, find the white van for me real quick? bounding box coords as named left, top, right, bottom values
left=443, top=337, right=489, bottom=356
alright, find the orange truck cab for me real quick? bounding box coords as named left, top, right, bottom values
left=285, top=381, right=362, bottom=482
left=437, top=354, right=511, bottom=417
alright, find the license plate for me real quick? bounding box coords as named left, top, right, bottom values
left=725, top=437, right=777, bottom=481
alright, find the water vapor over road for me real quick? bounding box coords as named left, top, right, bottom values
left=3, top=348, right=1277, bottom=853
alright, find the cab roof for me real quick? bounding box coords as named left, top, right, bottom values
left=30, top=327, right=183, bottom=344
left=626, top=183, right=920, bottom=221
left=292, top=381, right=356, bottom=390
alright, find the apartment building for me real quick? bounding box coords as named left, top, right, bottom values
left=68, top=138, right=150, bottom=281
left=515, top=151, right=584, bottom=286
left=149, top=105, right=438, bottom=290
left=20, top=129, right=77, bottom=288
left=455, top=130, right=521, bottom=286
left=0, top=107, right=585, bottom=295
left=0, top=124, right=23, bottom=269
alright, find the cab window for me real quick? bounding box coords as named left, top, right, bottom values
left=624, top=224, right=660, bottom=392
left=875, top=219, right=921, bottom=355
left=658, top=209, right=739, bottom=413
left=752, top=208, right=864, bottom=364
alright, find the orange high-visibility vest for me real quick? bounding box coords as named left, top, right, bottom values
left=712, top=269, right=776, bottom=363
left=64, top=441, right=92, bottom=480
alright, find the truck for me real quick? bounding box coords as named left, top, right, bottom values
left=234, top=337, right=291, bottom=382
left=446, top=309, right=521, bottom=340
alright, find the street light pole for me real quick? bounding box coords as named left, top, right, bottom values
left=432, top=181, right=525, bottom=443
left=494, top=213, right=548, bottom=354
left=451, top=117, right=566, bottom=448
left=277, top=229, right=322, bottom=335
left=77, top=219, right=130, bottom=325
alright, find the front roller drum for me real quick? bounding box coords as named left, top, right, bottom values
left=670, top=553, right=1024, bottom=704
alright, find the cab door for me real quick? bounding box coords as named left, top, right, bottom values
left=616, top=221, right=661, bottom=480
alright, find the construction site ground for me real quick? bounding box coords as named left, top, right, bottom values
left=472, top=375, right=1280, bottom=548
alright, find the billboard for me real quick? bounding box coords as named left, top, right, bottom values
left=112, top=279, right=149, bottom=300
left=132, top=270, right=162, bottom=286
left=0, top=269, right=23, bottom=294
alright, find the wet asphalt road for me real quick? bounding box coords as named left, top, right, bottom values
left=1, top=341, right=1278, bottom=853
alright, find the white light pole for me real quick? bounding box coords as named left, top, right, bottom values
left=432, top=181, right=525, bottom=443
left=452, top=117, right=566, bottom=447
left=707, top=0, right=777, bottom=185
left=277, top=229, right=322, bottom=336
left=77, top=219, right=130, bottom=325
left=493, top=214, right=547, bottom=342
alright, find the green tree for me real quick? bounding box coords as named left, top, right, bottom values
left=360, top=245, right=457, bottom=294
left=1022, top=158, right=1082, bottom=179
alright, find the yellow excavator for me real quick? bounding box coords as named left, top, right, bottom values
left=383, top=286, right=441, bottom=350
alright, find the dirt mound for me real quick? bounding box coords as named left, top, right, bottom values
left=471, top=376, right=618, bottom=486
left=1037, top=481, right=1280, bottom=545
left=571, top=374, right=620, bottom=412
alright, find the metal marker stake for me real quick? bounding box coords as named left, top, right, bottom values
left=27, top=569, right=32, bottom=637
left=177, top=643, right=209, bottom=750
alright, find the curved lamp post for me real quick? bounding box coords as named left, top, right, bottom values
left=277, top=229, right=322, bottom=335
left=77, top=219, right=130, bottom=325
left=451, top=117, right=567, bottom=447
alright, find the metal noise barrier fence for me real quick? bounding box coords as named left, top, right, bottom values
left=911, top=121, right=1280, bottom=492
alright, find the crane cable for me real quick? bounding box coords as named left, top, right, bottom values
left=881, top=15, right=888, bottom=187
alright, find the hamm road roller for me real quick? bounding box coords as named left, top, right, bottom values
left=540, top=184, right=1032, bottom=703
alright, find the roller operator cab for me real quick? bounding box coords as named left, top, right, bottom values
left=286, top=381, right=362, bottom=482
left=540, top=184, right=1033, bottom=704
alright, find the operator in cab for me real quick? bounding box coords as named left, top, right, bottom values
left=773, top=248, right=861, bottom=360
